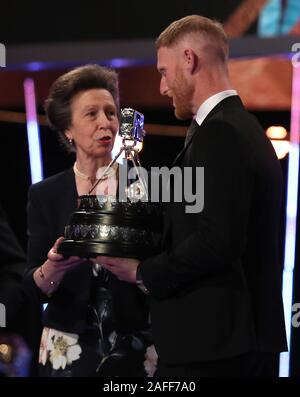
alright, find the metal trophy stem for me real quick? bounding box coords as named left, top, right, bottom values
left=88, top=138, right=148, bottom=200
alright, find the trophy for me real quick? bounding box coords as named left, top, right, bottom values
left=58, top=108, right=162, bottom=259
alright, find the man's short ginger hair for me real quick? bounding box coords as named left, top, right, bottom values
left=155, top=15, right=229, bottom=64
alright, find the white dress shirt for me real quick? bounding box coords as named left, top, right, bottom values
left=195, top=90, right=238, bottom=127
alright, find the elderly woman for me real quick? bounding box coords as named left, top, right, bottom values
left=23, top=65, right=152, bottom=377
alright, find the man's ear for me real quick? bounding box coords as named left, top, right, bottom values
left=184, top=48, right=198, bottom=74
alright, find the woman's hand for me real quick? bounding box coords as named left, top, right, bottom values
left=33, top=237, right=86, bottom=296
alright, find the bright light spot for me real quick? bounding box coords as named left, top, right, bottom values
left=270, top=139, right=290, bottom=159
left=266, top=126, right=288, bottom=140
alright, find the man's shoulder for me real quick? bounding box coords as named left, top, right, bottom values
left=202, top=100, right=262, bottom=138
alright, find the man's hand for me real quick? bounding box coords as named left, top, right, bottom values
left=91, top=256, right=139, bottom=283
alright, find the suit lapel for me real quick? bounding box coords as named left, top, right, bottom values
left=162, top=120, right=198, bottom=246
left=171, top=119, right=199, bottom=167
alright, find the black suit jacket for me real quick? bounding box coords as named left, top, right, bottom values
left=0, top=203, right=42, bottom=376
left=0, top=203, right=26, bottom=326
left=24, top=168, right=149, bottom=334
left=140, top=96, right=287, bottom=364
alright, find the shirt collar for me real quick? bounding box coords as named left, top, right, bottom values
left=195, top=90, right=238, bottom=127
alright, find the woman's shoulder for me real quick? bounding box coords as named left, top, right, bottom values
left=29, top=168, right=74, bottom=196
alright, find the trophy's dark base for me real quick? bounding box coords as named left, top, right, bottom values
left=60, top=195, right=162, bottom=260
left=58, top=240, right=156, bottom=260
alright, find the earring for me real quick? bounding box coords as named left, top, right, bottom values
left=68, top=138, right=73, bottom=145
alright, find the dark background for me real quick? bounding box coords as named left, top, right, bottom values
left=1, top=1, right=255, bottom=44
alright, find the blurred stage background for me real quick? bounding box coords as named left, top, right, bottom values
left=0, top=0, right=300, bottom=376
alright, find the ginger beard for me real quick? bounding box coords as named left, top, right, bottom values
left=172, top=66, right=194, bottom=120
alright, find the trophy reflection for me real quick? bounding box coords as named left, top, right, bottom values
left=58, top=108, right=162, bottom=259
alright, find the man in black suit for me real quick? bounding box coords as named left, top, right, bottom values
left=98, top=15, right=287, bottom=376
left=0, top=202, right=42, bottom=376
left=0, top=203, right=26, bottom=330
left=0, top=203, right=30, bottom=375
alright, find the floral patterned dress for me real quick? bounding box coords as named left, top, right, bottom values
left=38, top=264, right=152, bottom=377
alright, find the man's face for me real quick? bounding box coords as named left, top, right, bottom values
left=157, top=46, right=194, bottom=120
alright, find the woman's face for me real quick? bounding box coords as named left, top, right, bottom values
left=65, top=88, right=119, bottom=161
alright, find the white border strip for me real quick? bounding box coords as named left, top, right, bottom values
left=279, top=65, right=300, bottom=377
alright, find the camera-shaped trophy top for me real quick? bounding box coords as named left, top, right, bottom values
left=119, top=108, right=145, bottom=145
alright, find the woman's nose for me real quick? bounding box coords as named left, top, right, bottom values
left=97, top=111, right=110, bottom=129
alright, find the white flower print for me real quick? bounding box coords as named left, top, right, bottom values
left=39, top=327, right=82, bottom=370
left=144, top=344, right=158, bottom=377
